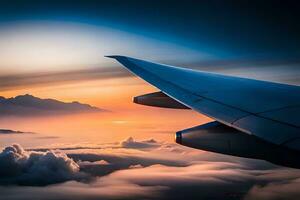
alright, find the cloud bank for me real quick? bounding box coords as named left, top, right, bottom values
left=0, top=138, right=300, bottom=200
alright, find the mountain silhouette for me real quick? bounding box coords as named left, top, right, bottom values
left=0, top=94, right=103, bottom=117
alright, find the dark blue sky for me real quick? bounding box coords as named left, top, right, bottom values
left=0, top=0, right=300, bottom=59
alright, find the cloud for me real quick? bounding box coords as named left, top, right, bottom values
left=70, top=149, right=189, bottom=178
left=2, top=57, right=300, bottom=93
left=0, top=180, right=164, bottom=200
left=94, top=162, right=300, bottom=200
left=121, top=137, right=159, bottom=149
left=1, top=138, right=300, bottom=200
left=244, top=170, right=300, bottom=200
left=0, top=144, right=88, bottom=186
left=0, top=94, right=103, bottom=117
left=78, top=160, right=110, bottom=166
left=53, top=139, right=300, bottom=200
left=181, top=57, right=300, bottom=85
left=96, top=162, right=250, bottom=200
left=245, top=180, right=300, bottom=200
left=0, top=66, right=131, bottom=91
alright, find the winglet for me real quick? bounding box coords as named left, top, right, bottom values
left=105, top=55, right=126, bottom=59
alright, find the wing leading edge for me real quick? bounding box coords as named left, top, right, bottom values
left=106, top=55, right=300, bottom=151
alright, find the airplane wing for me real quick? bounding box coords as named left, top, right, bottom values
left=106, top=55, right=300, bottom=154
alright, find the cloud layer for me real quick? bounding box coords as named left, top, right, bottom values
left=0, top=138, right=300, bottom=200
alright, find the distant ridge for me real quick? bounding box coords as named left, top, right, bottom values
left=0, top=94, right=103, bottom=117
left=0, top=129, right=34, bottom=134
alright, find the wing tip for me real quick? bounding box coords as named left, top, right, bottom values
left=105, top=55, right=127, bottom=59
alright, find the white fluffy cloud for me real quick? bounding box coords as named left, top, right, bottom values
left=0, top=144, right=88, bottom=186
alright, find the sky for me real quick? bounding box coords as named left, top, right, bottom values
left=0, top=0, right=300, bottom=200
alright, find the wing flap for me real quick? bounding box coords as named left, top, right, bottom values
left=134, top=91, right=190, bottom=109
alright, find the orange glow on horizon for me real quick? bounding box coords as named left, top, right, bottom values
left=0, top=76, right=212, bottom=148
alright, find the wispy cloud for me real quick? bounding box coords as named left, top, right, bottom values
left=2, top=57, right=300, bottom=92
left=0, top=66, right=131, bottom=91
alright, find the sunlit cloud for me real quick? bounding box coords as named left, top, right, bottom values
left=112, top=120, right=129, bottom=124
left=121, top=137, right=159, bottom=149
